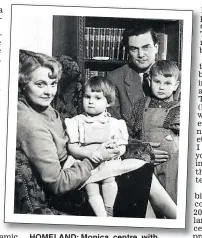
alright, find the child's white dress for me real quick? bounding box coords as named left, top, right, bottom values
left=64, top=113, right=145, bottom=186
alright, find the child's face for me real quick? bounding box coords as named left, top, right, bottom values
left=83, top=86, right=109, bottom=116
left=150, top=74, right=179, bottom=100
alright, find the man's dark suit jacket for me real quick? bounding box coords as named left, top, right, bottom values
left=107, top=64, right=144, bottom=120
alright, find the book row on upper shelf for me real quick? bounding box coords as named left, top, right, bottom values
left=85, top=27, right=127, bottom=61
left=84, top=26, right=168, bottom=62
left=85, top=68, right=108, bottom=81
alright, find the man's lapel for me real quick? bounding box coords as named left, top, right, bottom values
left=124, top=67, right=144, bottom=105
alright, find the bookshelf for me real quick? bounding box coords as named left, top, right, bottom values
left=52, top=16, right=183, bottom=82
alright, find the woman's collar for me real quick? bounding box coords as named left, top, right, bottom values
left=18, top=96, right=58, bottom=120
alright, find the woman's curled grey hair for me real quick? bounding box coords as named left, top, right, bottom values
left=18, top=52, right=62, bottom=92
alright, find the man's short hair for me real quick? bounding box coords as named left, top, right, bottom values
left=122, top=26, right=159, bottom=47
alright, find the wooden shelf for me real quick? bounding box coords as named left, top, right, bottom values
left=85, top=59, right=127, bottom=64
left=85, top=59, right=127, bottom=71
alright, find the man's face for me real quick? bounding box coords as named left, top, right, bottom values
left=128, top=32, right=158, bottom=72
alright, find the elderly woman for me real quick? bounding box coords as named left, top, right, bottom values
left=15, top=52, right=176, bottom=218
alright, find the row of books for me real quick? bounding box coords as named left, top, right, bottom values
left=84, top=26, right=168, bottom=61
left=84, top=27, right=128, bottom=60
left=85, top=69, right=108, bottom=81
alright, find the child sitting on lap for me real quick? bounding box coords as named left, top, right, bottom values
left=64, top=76, right=177, bottom=218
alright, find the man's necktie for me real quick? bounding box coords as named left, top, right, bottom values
left=142, top=73, right=151, bottom=96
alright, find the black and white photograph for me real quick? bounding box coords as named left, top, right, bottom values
left=4, top=5, right=192, bottom=228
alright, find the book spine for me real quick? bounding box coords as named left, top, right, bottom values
left=116, top=28, right=123, bottom=60
left=90, top=70, right=99, bottom=78
left=85, top=68, right=90, bottom=81
left=94, top=28, right=100, bottom=57
left=84, top=27, right=90, bottom=59
left=120, top=28, right=126, bottom=60
left=99, top=28, right=105, bottom=57
left=109, top=28, right=113, bottom=59
left=111, top=28, right=118, bottom=60
left=156, top=33, right=168, bottom=60
left=98, top=71, right=108, bottom=77
left=105, top=28, right=111, bottom=58
left=98, top=71, right=104, bottom=77
left=122, top=46, right=126, bottom=60
left=89, top=27, right=95, bottom=59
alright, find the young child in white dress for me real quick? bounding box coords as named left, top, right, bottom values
left=64, top=76, right=176, bottom=218
left=64, top=76, right=146, bottom=216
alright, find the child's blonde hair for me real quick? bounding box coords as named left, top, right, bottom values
left=150, top=60, right=180, bottom=81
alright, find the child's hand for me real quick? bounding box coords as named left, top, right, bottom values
left=90, top=150, right=104, bottom=164
left=107, top=148, right=121, bottom=160
left=105, top=141, right=119, bottom=149
left=105, top=135, right=120, bottom=149
left=96, top=142, right=120, bottom=161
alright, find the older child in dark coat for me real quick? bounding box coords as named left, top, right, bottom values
left=127, top=60, right=180, bottom=204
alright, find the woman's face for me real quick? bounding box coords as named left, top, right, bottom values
left=24, top=67, right=58, bottom=108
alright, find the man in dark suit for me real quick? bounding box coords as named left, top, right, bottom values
left=107, top=26, right=180, bottom=122
left=107, top=26, right=181, bottom=162
left=107, top=26, right=179, bottom=218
